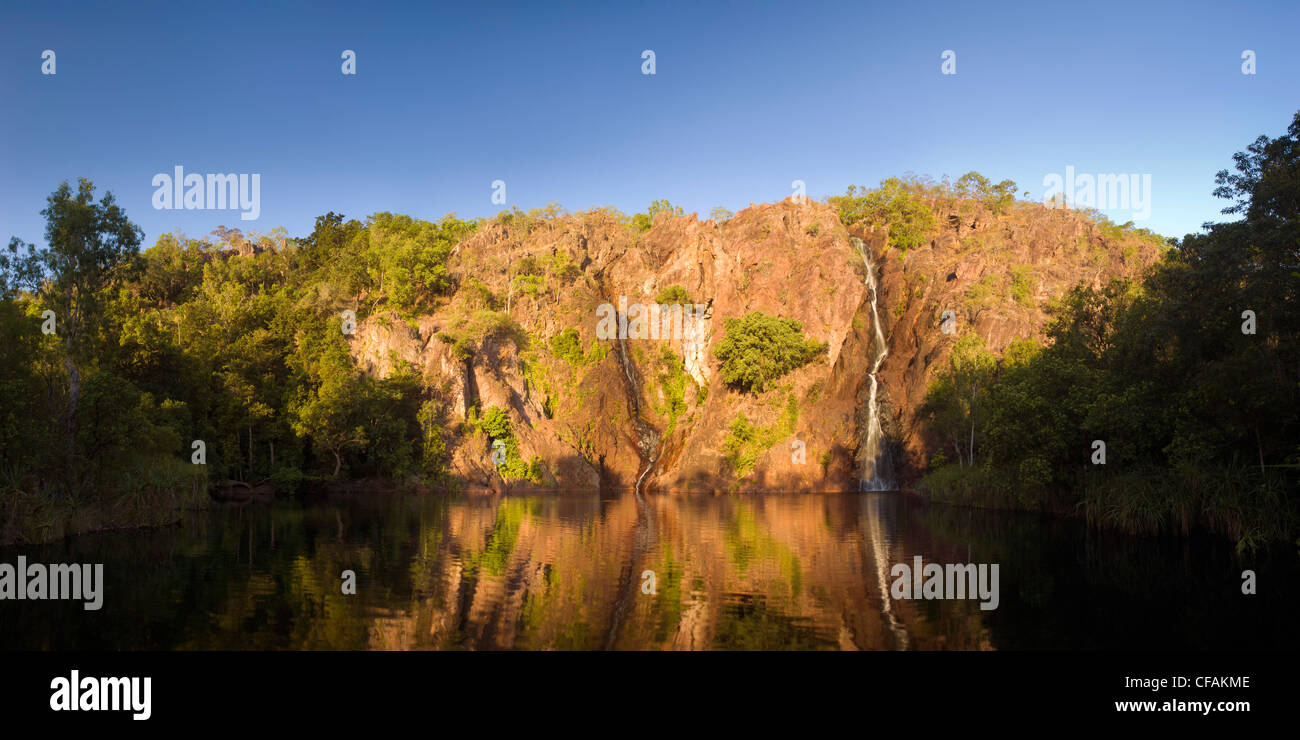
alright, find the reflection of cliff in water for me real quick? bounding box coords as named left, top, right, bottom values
left=4, top=491, right=1298, bottom=651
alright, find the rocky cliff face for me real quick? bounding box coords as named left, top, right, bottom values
left=349, top=196, right=1160, bottom=493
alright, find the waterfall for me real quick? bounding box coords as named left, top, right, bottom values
left=853, top=238, right=896, bottom=491
left=613, top=328, right=661, bottom=497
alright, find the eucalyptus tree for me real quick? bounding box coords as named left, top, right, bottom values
left=9, top=178, right=142, bottom=484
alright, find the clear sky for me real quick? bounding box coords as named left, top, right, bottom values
left=2, top=0, right=1297, bottom=248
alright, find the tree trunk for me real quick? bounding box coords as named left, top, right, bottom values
left=969, top=416, right=975, bottom=466
left=63, top=354, right=80, bottom=495
left=332, top=449, right=342, bottom=477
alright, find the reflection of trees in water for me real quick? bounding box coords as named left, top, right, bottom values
left=4, top=493, right=995, bottom=650
left=915, top=502, right=1300, bottom=650
left=393, top=492, right=997, bottom=650
left=8, top=492, right=1297, bottom=650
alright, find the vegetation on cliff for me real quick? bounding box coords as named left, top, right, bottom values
left=3, top=114, right=1296, bottom=550
left=470, top=405, right=544, bottom=484
left=919, top=112, right=1300, bottom=550
left=714, top=312, right=827, bottom=393
left=1, top=202, right=479, bottom=543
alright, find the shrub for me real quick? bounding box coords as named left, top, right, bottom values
left=512, top=272, right=544, bottom=297
left=657, top=347, right=689, bottom=436
left=1018, top=456, right=1052, bottom=486
left=963, top=274, right=999, bottom=314
left=633, top=199, right=684, bottom=232
left=474, top=406, right=542, bottom=483
left=545, top=251, right=582, bottom=283
left=829, top=178, right=935, bottom=252
left=655, top=284, right=693, bottom=305
left=714, top=312, right=826, bottom=393
left=515, top=255, right=542, bottom=275
left=549, top=327, right=586, bottom=366
left=1009, top=265, right=1034, bottom=305
left=451, top=336, right=475, bottom=362
left=955, top=171, right=1018, bottom=215
left=723, top=394, right=799, bottom=478
left=476, top=406, right=513, bottom=441
left=471, top=310, right=524, bottom=344
left=462, top=277, right=499, bottom=310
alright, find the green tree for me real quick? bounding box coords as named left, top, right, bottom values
left=9, top=179, right=143, bottom=480
left=633, top=199, right=684, bottom=231
left=655, top=284, right=693, bottom=304
left=714, top=312, right=826, bottom=393
left=921, top=334, right=996, bottom=466
left=924, top=112, right=1300, bottom=545
left=956, top=171, right=1018, bottom=215
left=290, top=354, right=367, bottom=478
left=829, top=178, right=936, bottom=251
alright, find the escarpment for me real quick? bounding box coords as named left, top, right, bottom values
left=348, top=196, right=1161, bottom=493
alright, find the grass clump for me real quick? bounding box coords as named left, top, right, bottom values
left=656, top=347, right=690, bottom=437
left=1009, top=265, right=1035, bottom=306
left=548, top=326, right=607, bottom=368
left=472, top=406, right=543, bottom=483
left=723, top=394, right=799, bottom=479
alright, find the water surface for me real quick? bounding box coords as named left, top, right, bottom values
left=2, top=491, right=1295, bottom=650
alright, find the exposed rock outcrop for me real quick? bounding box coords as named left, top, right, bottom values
left=348, top=197, right=1159, bottom=493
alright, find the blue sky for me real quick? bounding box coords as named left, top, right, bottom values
left=2, top=0, right=1297, bottom=248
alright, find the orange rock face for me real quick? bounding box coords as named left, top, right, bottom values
left=349, top=197, right=1159, bottom=493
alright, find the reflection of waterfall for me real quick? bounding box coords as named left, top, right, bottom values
left=604, top=489, right=657, bottom=649
left=863, top=493, right=909, bottom=649
left=598, top=297, right=665, bottom=647
left=853, top=238, right=896, bottom=491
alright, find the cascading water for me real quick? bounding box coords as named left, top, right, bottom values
left=605, top=313, right=660, bottom=648
left=612, top=319, right=661, bottom=497
left=853, top=238, right=896, bottom=491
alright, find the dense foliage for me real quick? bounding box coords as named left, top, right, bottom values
left=1, top=196, right=479, bottom=543
left=655, top=284, right=693, bottom=305
left=954, top=171, right=1018, bottom=215
left=472, top=405, right=542, bottom=483
left=714, top=312, right=826, bottom=393
left=829, top=177, right=938, bottom=252
left=723, top=393, right=799, bottom=480
left=921, top=112, right=1300, bottom=548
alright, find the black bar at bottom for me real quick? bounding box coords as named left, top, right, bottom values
left=0, top=650, right=1287, bottom=727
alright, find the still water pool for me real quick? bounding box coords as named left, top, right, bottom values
left=3, top=491, right=1296, bottom=650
